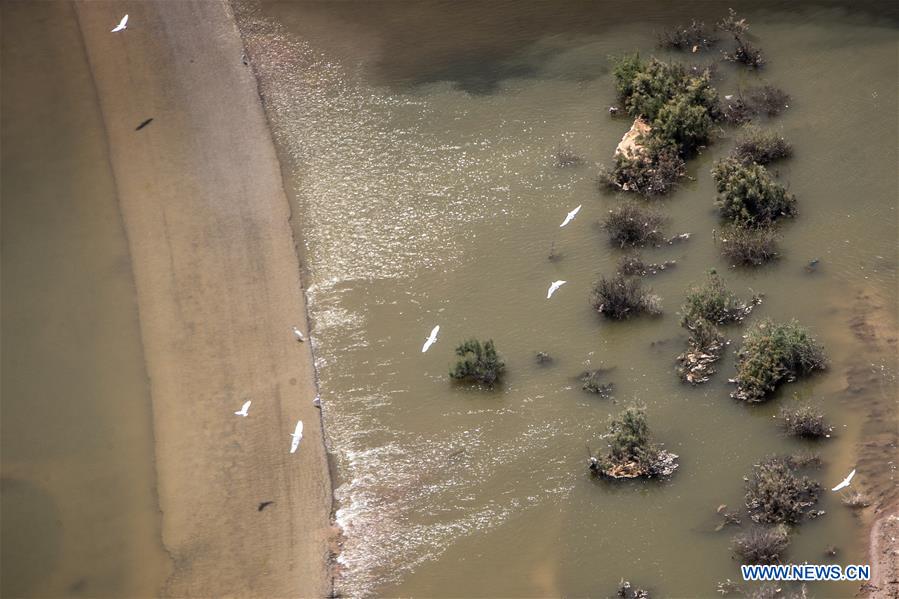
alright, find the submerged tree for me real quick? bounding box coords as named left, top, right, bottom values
left=745, top=456, right=821, bottom=524
left=591, top=274, right=662, bottom=320
left=718, top=9, right=764, bottom=68
left=589, top=406, right=678, bottom=478
left=449, top=339, right=505, bottom=388
left=605, top=54, right=720, bottom=196
left=657, top=20, right=718, bottom=52
left=713, top=158, right=796, bottom=228
left=716, top=224, right=780, bottom=266
left=602, top=202, right=668, bottom=248
left=677, top=271, right=758, bottom=384
left=731, top=126, right=792, bottom=165
left=680, top=270, right=757, bottom=327
left=732, top=525, right=790, bottom=564
left=780, top=404, right=832, bottom=439
left=732, top=319, right=827, bottom=402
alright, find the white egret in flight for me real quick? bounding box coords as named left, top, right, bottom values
left=421, top=325, right=440, bottom=353
left=111, top=14, right=128, bottom=32
left=289, top=420, right=304, bottom=454
left=547, top=280, right=567, bottom=299
left=559, top=205, right=582, bottom=228
left=831, top=468, right=856, bottom=492
left=234, top=400, right=251, bottom=417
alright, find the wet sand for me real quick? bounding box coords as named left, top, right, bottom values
left=73, top=1, right=332, bottom=596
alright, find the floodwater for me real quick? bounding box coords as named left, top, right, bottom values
left=1, top=2, right=170, bottom=597
left=239, top=1, right=898, bottom=597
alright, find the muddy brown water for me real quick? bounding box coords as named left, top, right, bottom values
left=238, top=1, right=898, bottom=597
left=1, top=1, right=896, bottom=598
left=1, top=2, right=170, bottom=597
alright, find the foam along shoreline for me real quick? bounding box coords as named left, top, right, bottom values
left=73, top=1, right=332, bottom=596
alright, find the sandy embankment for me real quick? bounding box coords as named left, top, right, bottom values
left=73, top=1, right=332, bottom=596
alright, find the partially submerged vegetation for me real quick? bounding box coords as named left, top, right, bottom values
left=732, top=320, right=826, bottom=402
left=617, top=254, right=676, bottom=277
left=602, top=53, right=721, bottom=195
left=601, top=140, right=686, bottom=196
left=731, top=126, right=792, bottom=165
left=589, top=406, right=678, bottom=479
left=602, top=202, right=667, bottom=248
left=591, top=274, right=662, bottom=319
left=718, top=9, right=764, bottom=69
left=658, top=20, right=718, bottom=52
left=449, top=339, right=505, bottom=388
left=780, top=404, right=832, bottom=439
left=680, top=271, right=757, bottom=326
left=713, top=158, right=796, bottom=227
left=579, top=369, right=615, bottom=396
left=732, top=525, right=790, bottom=564
left=745, top=456, right=821, bottom=524
left=677, top=272, right=759, bottom=384
left=716, top=225, right=780, bottom=266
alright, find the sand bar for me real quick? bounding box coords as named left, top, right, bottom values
left=73, top=1, right=332, bottom=595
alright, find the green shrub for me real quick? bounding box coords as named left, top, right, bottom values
left=780, top=405, right=832, bottom=439
left=680, top=271, right=755, bottom=327
left=449, top=339, right=505, bottom=388
left=601, top=141, right=686, bottom=196
left=590, top=406, right=678, bottom=478
left=732, top=319, right=827, bottom=402
left=713, top=158, right=796, bottom=227
left=591, top=274, right=662, bottom=319
left=717, top=224, right=780, bottom=266
left=732, top=126, right=792, bottom=165
left=745, top=456, right=821, bottom=524
left=602, top=202, right=667, bottom=248
left=732, top=526, right=790, bottom=564
left=612, top=53, right=645, bottom=103
left=652, top=93, right=714, bottom=154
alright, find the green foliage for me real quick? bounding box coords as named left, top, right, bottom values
left=449, top=339, right=505, bottom=388
left=732, top=126, right=792, bottom=165
left=713, top=158, right=796, bottom=227
left=780, top=404, right=832, bottom=439
left=652, top=94, right=714, bottom=155
left=745, top=456, right=821, bottom=524
left=602, top=202, right=667, bottom=248
left=680, top=271, right=752, bottom=327
left=733, top=320, right=827, bottom=402
left=732, top=526, right=790, bottom=564
left=717, top=224, right=780, bottom=266
left=591, top=274, right=662, bottom=319
left=612, top=53, right=645, bottom=102
left=601, top=141, right=686, bottom=196
left=607, top=406, right=653, bottom=465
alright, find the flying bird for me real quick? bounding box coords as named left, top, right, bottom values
left=292, top=326, right=305, bottom=342
left=289, top=420, right=304, bottom=454
left=135, top=118, right=153, bottom=131
left=111, top=14, right=128, bottom=32
left=257, top=501, right=275, bottom=512
left=559, top=205, right=582, bottom=228
left=234, top=400, right=251, bottom=417
left=546, top=280, right=567, bottom=299
left=421, top=325, right=440, bottom=353
left=831, top=468, right=856, bottom=492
